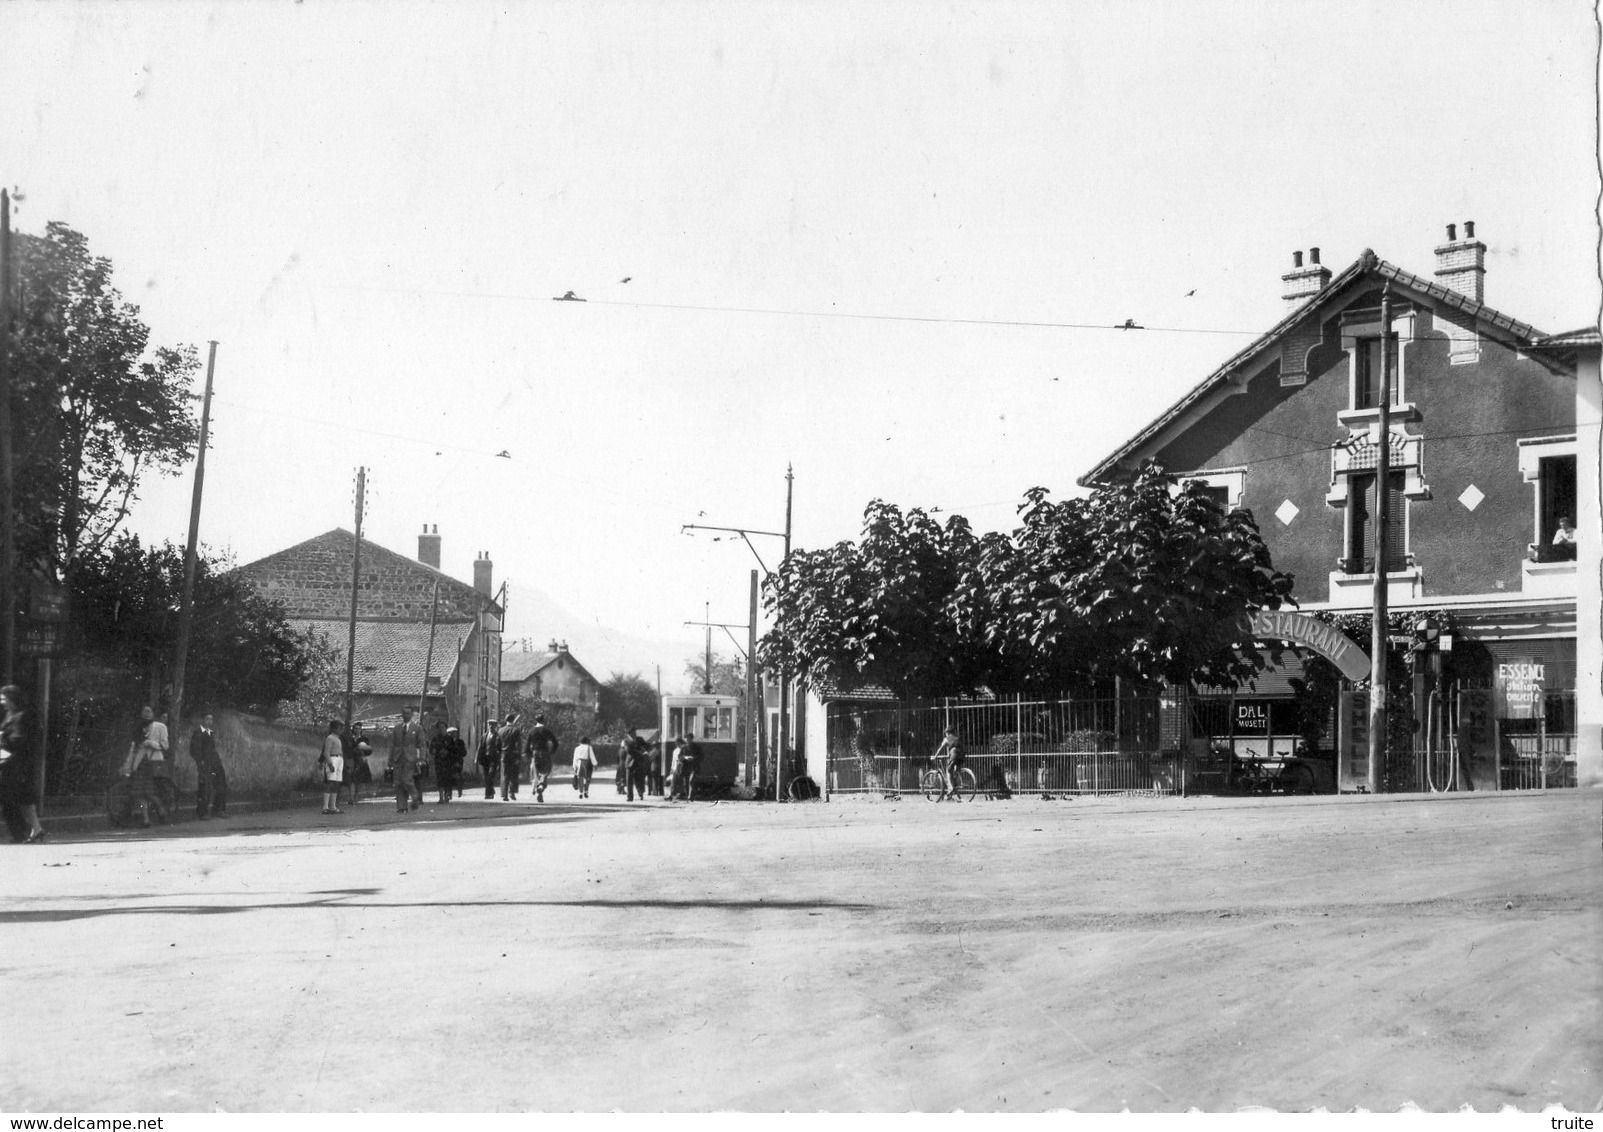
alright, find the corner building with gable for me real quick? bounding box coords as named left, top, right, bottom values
left=1082, top=224, right=1596, bottom=792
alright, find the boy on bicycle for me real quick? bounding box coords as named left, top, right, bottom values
left=933, top=727, right=965, bottom=801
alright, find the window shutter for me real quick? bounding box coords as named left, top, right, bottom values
left=1383, top=473, right=1406, bottom=573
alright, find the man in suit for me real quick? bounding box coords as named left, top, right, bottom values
left=390, top=706, right=424, bottom=812
left=477, top=719, right=501, bottom=799
left=498, top=710, right=524, bottom=801
left=189, top=712, right=228, bottom=819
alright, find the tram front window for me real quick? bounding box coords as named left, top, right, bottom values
left=669, top=707, right=687, bottom=739
left=705, top=707, right=733, bottom=741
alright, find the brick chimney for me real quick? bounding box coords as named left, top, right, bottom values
left=1434, top=221, right=1486, bottom=303
left=1281, top=248, right=1332, bottom=310
left=418, top=524, right=441, bottom=569
left=473, top=551, right=494, bottom=596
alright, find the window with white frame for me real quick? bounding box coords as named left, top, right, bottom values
left=1518, top=436, right=1578, bottom=561
left=1339, top=307, right=1415, bottom=419
left=1182, top=469, right=1245, bottom=512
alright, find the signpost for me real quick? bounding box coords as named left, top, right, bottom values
left=22, top=581, right=66, bottom=812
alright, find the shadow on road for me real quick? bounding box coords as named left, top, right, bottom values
left=0, top=895, right=876, bottom=923
left=28, top=800, right=657, bottom=845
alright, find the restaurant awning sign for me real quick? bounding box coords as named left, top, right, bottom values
left=1248, top=610, right=1370, bottom=682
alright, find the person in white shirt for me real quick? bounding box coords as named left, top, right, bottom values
left=320, top=719, right=346, bottom=815
left=572, top=735, right=597, bottom=799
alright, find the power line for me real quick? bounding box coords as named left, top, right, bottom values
left=292, top=275, right=1543, bottom=344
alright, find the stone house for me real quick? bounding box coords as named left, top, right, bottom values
left=499, top=639, right=601, bottom=712
left=1080, top=223, right=1594, bottom=790
left=237, top=525, right=504, bottom=749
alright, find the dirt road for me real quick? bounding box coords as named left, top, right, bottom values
left=1, top=784, right=1597, bottom=1111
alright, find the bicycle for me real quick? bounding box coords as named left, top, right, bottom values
left=920, top=758, right=976, bottom=802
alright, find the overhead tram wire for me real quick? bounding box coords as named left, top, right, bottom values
left=246, top=273, right=1567, bottom=346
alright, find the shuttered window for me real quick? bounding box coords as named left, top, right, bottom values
left=1349, top=471, right=1406, bottom=572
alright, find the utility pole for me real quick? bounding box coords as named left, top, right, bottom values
left=170, top=341, right=218, bottom=750
left=0, top=188, right=14, bottom=685
left=418, top=579, right=440, bottom=718
left=344, top=468, right=366, bottom=726
left=777, top=464, right=794, bottom=803
left=703, top=601, right=713, bottom=693
left=1367, top=285, right=1394, bottom=794
left=679, top=466, right=795, bottom=799
left=748, top=569, right=759, bottom=790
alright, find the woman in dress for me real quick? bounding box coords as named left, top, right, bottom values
left=0, top=685, right=46, bottom=842
left=319, top=719, right=345, bottom=815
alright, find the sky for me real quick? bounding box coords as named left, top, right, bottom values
left=4, top=0, right=1600, bottom=687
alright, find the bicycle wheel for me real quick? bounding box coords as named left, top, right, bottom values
left=953, top=766, right=977, bottom=802
left=920, top=769, right=945, bottom=801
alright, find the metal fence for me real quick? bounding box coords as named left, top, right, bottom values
left=824, top=694, right=1179, bottom=796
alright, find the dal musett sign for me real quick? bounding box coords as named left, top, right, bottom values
left=1247, top=610, right=1370, bottom=682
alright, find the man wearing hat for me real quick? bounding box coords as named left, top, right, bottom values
left=477, top=720, right=501, bottom=800
left=434, top=725, right=461, bottom=804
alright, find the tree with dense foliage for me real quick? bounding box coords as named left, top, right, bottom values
left=598, top=671, right=658, bottom=733
left=7, top=222, right=200, bottom=581
left=683, top=651, right=746, bottom=697
left=69, top=535, right=318, bottom=717
left=759, top=463, right=1295, bottom=698
left=971, top=465, right=1297, bottom=691
left=757, top=502, right=990, bottom=699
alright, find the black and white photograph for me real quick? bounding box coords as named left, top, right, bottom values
left=1, top=0, right=1599, bottom=1117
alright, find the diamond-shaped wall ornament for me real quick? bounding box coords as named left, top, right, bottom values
left=1458, top=484, right=1485, bottom=512
left=1275, top=499, right=1300, bottom=526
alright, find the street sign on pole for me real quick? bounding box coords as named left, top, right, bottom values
left=17, top=622, right=62, bottom=658
left=27, top=583, right=67, bottom=623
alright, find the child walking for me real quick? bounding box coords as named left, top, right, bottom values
left=320, top=719, right=346, bottom=815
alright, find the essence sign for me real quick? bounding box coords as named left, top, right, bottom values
left=1495, top=661, right=1545, bottom=720
left=1247, top=610, right=1370, bottom=682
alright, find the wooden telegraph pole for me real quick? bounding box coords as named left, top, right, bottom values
left=344, top=468, right=366, bottom=726
left=170, top=341, right=219, bottom=749
left=1367, top=285, right=1395, bottom=794
left=747, top=568, right=759, bottom=789
left=777, top=464, right=793, bottom=802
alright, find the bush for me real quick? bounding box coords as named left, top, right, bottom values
left=988, top=731, right=1051, bottom=754
left=1055, top=729, right=1117, bottom=753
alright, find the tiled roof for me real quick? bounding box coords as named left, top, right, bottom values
left=1079, top=250, right=1554, bottom=486
left=500, top=649, right=601, bottom=687
left=810, top=678, right=900, bottom=702
left=293, top=619, right=467, bottom=697
left=1531, top=327, right=1602, bottom=349
left=500, top=651, right=558, bottom=683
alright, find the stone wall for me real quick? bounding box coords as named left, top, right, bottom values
left=238, top=529, right=491, bottom=622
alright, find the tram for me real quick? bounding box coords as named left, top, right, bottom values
left=659, top=693, right=742, bottom=792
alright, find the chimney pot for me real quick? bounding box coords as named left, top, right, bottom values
left=472, top=552, right=494, bottom=596
left=418, top=525, right=442, bottom=569
left=1434, top=221, right=1486, bottom=302
left=1281, top=245, right=1332, bottom=310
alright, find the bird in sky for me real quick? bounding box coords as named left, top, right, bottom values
left=553, top=291, right=585, bottom=302
left=1185, top=289, right=1196, bottom=297
left=495, top=449, right=511, bottom=458
left=1116, top=318, right=1144, bottom=330
left=620, top=276, right=632, bottom=284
